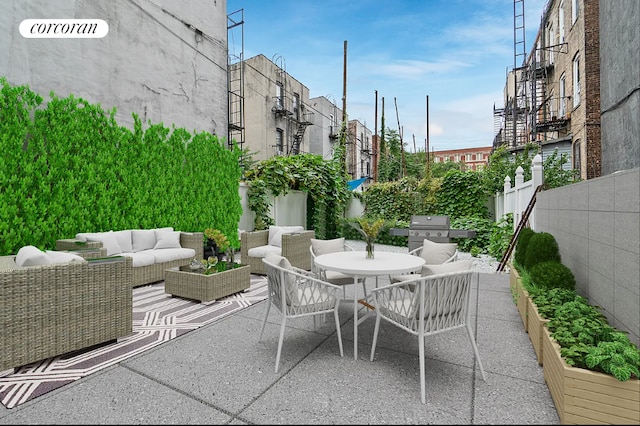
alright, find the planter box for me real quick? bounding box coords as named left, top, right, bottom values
left=509, top=263, right=528, bottom=331
left=542, top=327, right=640, bottom=424
left=527, top=297, right=549, bottom=365
left=516, top=277, right=529, bottom=332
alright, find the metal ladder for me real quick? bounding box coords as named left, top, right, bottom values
left=496, top=184, right=544, bottom=272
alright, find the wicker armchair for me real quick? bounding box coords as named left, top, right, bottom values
left=0, top=255, right=133, bottom=372
left=241, top=229, right=315, bottom=275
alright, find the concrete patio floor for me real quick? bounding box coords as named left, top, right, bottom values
left=0, top=258, right=560, bottom=425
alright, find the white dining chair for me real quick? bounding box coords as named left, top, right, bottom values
left=389, top=238, right=458, bottom=283
left=260, top=251, right=344, bottom=373
left=309, top=237, right=367, bottom=298
left=369, top=269, right=486, bottom=404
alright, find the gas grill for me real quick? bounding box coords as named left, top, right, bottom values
left=389, top=215, right=477, bottom=252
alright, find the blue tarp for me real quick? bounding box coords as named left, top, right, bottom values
left=347, top=177, right=367, bottom=191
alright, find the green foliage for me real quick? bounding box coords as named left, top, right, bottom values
left=429, top=160, right=462, bottom=178
left=528, top=287, right=581, bottom=319
left=523, top=231, right=561, bottom=271
left=436, top=169, right=488, bottom=220
left=542, top=148, right=580, bottom=189
left=450, top=216, right=494, bottom=254
left=481, top=144, right=539, bottom=194
left=487, top=213, right=513, bottom=259
left=514, top=227, right=535, bottom=267
left=547, top=299, right=640, bottom=381
left=340, top=217, right=408, bottom=247
left=529, top=260, right=576, bottom=291
left=0, top=78, right=242, bottom=255
left=244, top=153, right=349, bottom=239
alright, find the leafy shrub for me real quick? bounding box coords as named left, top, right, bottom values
left=514, top=227, right=535, bottom=267
left=450, top=216, right=494, bottom=254
left=528, top=287, right=581, bottom=319
left=488, top=213, right=513, bottom=260
left=523, top=231, right=560, bottom=271
left=529, top=260, right=576, bottom=291
left=548, top=299, right=640, bottom=381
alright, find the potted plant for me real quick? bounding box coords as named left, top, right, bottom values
left=351, top=217, right=385, bottom=259
left=203, top=228, right=227, bottom=262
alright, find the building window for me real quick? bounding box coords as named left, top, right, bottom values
left=276, top=128, right=284, bottom=154
left=572, top=54, right=580, bottom=107
left=571, top=0, right=578, bottom=24
left=559, top=1, right=565, bottom=42
left=573, top=139, right=581, bottom=176
left=466, top=153, right=472, bottom=162
left=559, top=74, right=567, bottom=117
left=548, top=27, right=555, bottom=64
left=276, top=82, right=284, bottom=110
left=293, top=93, right=300, bottom=120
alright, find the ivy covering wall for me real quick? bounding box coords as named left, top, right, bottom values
left=0, top=77, right=242, bottom=255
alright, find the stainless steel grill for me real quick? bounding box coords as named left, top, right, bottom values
left=389, top=215, right=477, bottom=252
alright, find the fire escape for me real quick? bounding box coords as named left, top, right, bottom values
left=271, top=55, right=314, bottom=156
left=227, top=9, right=245, bottom=152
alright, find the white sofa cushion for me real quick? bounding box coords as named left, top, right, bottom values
left=46, top=250, right=87, bottom=264
left=119, top=251, right=156, bottom=267
left=247, top=244, right=282, bottom=258
left=264, top=251, right=298, bottom=305
left=75, top=232, right=103, bottom=242
left=15, top=245, right=53, bottom=267
left=113, top=230, right=133, bottom=253
left=154, top=230, right=181, bottom=249
left=85, top=231, right=122, bottom=256
left=419, top=238, right=457, bottom=264
left=151, top=248, right=195, bottom=263
left=422, top=260, right=473, bottom=276
left=131, top=230, right=156, bottom=252
left=268, top=225, right=304, bottom=248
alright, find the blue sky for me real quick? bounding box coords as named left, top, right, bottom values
left=227, top=0, right=547, bottom=152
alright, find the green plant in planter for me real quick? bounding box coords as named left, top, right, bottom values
left=523, top=231, right=560, bottom=271
left=547, top=299, right=640, bottom=381
left=514, top=227, right=535, bottom=267
left=528, top=287, right=582, bottom=319
left=529, top=260, right=576, bottom=291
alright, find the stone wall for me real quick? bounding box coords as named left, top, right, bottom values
left=535, top=168, right=640, bottom=346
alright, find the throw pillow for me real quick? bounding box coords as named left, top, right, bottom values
left=422, top=260, right=473, bottom=276
left=268, top=225, right=304, bottom=248
left=46, top=250, right=87, bottom=264
left=86, top=231, right=123, bottom=256
left=15, top=245, right=53, bottom=267
left=154, top=230, right=181, bottom=249
left=131, top=230, right=157, bottom=252
left=419, top=238, right=457, bottom=264
left=311, top=237, right=345, bottom=256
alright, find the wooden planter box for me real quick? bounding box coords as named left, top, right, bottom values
left=509, top=264, right=528, bottom=331
left=527, top=297, right=549, bottom=365
left=542, top=327, right=640, bottom=424
left=516, top=277, right=529, bottom=332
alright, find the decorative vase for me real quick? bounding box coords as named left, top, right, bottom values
left=365, top=239, right=374, bottom=259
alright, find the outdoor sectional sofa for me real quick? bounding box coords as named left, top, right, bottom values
left=0, top=254, right=133, bottom=372
left=55, top=228, right=204, bottom=288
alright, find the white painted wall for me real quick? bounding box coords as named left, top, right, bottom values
left=1, top=0, right=228, bottom=137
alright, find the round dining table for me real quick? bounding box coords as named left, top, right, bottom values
left=313, top=250, right=425, bottom=360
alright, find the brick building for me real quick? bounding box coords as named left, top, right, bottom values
left=431, top=146, right=493, bottom=171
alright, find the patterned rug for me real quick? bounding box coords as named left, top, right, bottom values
left=0, top=275, right=268, bottom=409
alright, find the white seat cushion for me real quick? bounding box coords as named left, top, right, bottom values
left=150, top=248, right=195, bottom=263
left=119, top=251, right=156, bottom=267
left=422, top=260, right=473, bottom=276
left=15, top=245, right=52, bottom=267
left=247, top=244, right=282, bottom=258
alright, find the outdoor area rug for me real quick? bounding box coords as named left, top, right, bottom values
left=0, top=275, right=268, bottom=409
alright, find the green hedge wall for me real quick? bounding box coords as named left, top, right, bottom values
left=0, top=77, right=242, bottom=255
